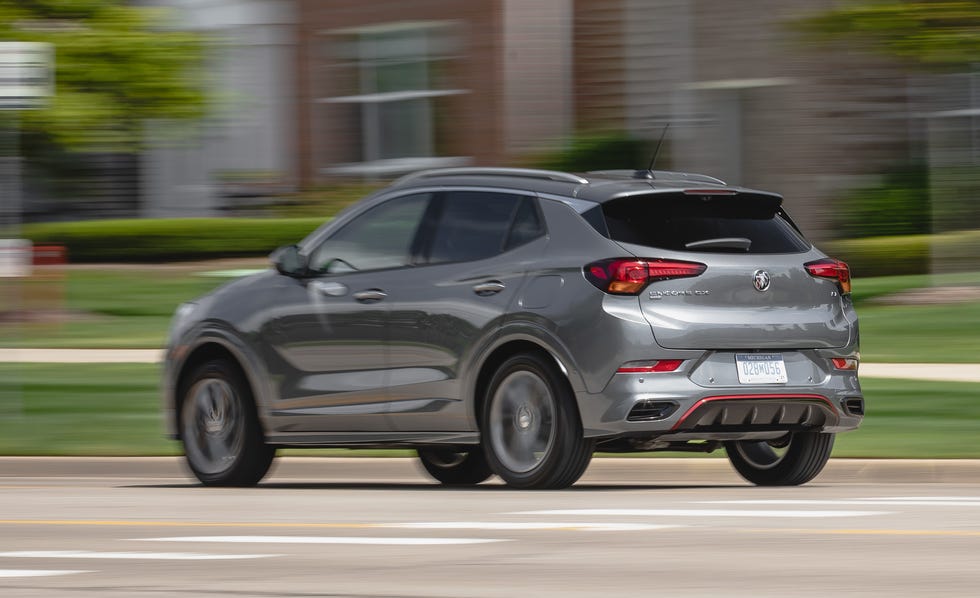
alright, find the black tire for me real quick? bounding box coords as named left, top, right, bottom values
left=417, top=448, right=493, bottom=485
left=725, top=431, right=835, bottom=486
left=180, top=358, right=275, bottom=486
left=480, top=352, right=594, bottom=489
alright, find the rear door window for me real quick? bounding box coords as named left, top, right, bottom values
left=428, top=191, right=542, bottom=263
left=601, top=192, right=809, bottom=254
left=504, top=196, right=545, bottom=250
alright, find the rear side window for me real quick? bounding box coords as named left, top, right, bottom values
left=601, top=193, right=810, bottom=254
left=428, top=191, right=543, bottom=263
left=504, top=197, right=544, bottom=250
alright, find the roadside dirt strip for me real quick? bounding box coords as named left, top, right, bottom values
left=0, top=349, right=977, bottom=382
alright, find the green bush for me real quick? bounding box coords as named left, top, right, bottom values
left=824, top=229, right=980, bottom=277
left=22, top=217, right=325, bottom=263
left=531, top=130, right=655, bottom=172
left=838, top=164, right=931, bottom=238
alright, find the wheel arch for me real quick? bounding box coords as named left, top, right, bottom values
left=468, top=330, right=585, bottom=433
left=170, top=334, right=269, bottom=441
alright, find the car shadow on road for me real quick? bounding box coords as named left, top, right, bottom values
left=122, top=482, right=740, bottom=491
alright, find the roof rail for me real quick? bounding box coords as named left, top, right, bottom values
left=586, top=169, right=727, bottom=186
left=396, top=167, right=589, bottom=185
left=655, top=170, right=727, bottom=185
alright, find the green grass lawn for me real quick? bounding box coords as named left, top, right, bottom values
left=851, top=271, right=980, bottom=363
left=1, top=363, right=976, bottom=458
left=3, top=267, right=236, bottom=348
left=832, top=378, right=980, bottom=458
left=856, top=302, right=980, bottom=363
left=2, top=266, right=979, bottom=361
left=0, top=363, right=178, bottom=455
left=850, top=270, right=980, bottom=304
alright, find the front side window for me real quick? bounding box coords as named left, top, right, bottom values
left=428, top=191, right=542, bottom=263
left=309, top=193, right=431, bottom=274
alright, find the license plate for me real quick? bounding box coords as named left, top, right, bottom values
left=735, top=353, right=788, bottom=384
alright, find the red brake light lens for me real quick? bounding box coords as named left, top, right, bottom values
left=831, top=357, right=859, bottom=371
left=584, top=258, right=707, bottom=295
left=617, top=359, right=684, bottom=374
left=804, top=258, right=851, bottom=294
left=682, top=189, right=737, bottom=196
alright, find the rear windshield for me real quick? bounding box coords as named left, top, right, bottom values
left=600, top=192, right=810, bottom=254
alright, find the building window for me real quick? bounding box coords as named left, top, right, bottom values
left=317, top=21, right=469, bottom=177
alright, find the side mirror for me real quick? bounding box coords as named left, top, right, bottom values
left=270, top=244, right=308, bottom=277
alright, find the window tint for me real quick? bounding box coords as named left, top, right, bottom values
left=601, top=193, right=810, bottom=254
left=429, top=191, right=531, bottom=263
left=309, top=193, right=430, bottom=273
left=581, top=205, right=608, bottom=237
left=504, top=197, right=545, bottom=250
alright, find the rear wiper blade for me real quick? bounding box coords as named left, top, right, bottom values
left=684, top=237, right=752, bottom=251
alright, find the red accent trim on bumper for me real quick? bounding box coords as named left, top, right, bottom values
left=670, top=393, right=837, bottom=431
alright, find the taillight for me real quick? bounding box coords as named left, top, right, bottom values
left=831, top=357, right=859, bottom=371
left=617, top=360, right=684, bottom=374
left=805, top=258, right=851, bottom=294
left=584, top=258, right=706, bottom=295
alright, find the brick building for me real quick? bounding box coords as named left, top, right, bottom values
left=293, top=0, right=924, bottom=238
left=294, top=0, right=574, bottom=182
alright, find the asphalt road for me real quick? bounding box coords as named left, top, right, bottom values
left=1, top=457, right=979, bottom=597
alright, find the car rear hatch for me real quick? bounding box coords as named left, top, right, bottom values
left=600, top=189, right=852, bottom=350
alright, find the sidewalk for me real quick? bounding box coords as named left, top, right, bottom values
left=1, top=456, right=978, bottom=484
left=0, top=348, right=976, bottom=382
left=0, top=348, right=164, bottom=364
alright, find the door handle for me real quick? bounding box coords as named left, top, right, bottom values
left=473, top=281, right=506, bottom=296
left=353, top=289, right=387, bottom=303
left=310, top=280, right=348, bottom=297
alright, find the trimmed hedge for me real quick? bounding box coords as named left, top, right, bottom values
left=20, top=216, right=980, bottom=273
left=22, top=217, right=325, bottom=262
left=824, top=229, right=980, bottom=277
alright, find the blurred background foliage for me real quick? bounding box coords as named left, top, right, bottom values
left=839, top=163, right=932, bottom=238
left=799, top=0, right=980, bottom=70
left=530, top=130, right=658, bottom=173
left=0, top=0, right=207, bottom=153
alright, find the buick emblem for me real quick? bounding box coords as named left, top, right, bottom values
left=752, top=270, right=771, bottom=292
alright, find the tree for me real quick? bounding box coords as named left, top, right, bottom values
left=799, top=1, right=980, bottom=70
left=0, top=0, right=207, bottom=152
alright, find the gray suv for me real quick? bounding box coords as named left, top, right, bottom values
left=163, top=167, right=863, bottom=489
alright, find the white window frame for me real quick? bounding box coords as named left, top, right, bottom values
left=315, top=21, right=470, bottom=177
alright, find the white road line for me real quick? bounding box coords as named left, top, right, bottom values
left=705, top=500, right=980, bottom=507
left=134, top=536, right=508, bottom=546
left=0, top=569, right=91, bottom=578
left=383, top=522, right=681, bottom=532
left=860, top=496, right=980, bottom=502
left=0, top=551, right=280, bottom=561
left=511, top=509, right=890, bottom=518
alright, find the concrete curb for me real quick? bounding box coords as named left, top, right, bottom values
left=1, top=457, right=978, bottom=484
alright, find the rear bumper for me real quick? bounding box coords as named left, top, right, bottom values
left=576, top=350, right=863, bottom=440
